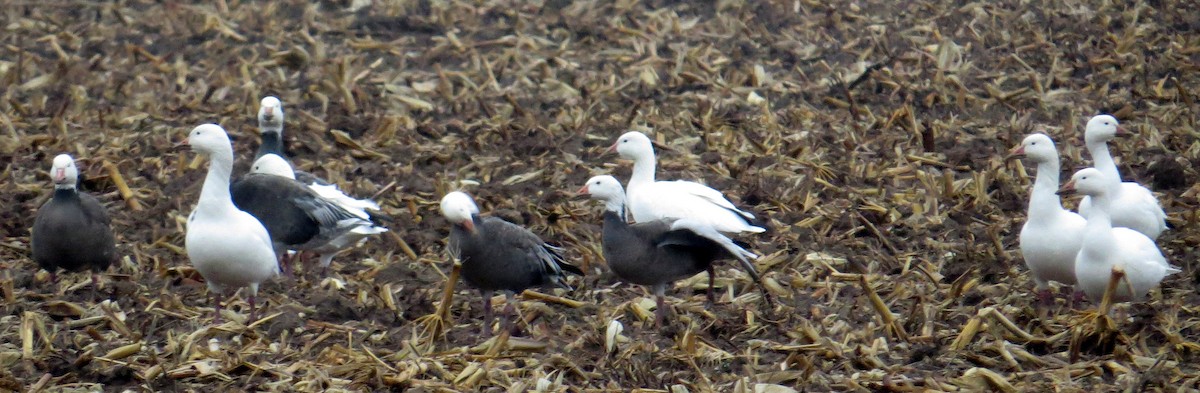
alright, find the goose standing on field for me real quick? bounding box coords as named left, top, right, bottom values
left=179, top=124, right=280, bottom=321
left=231, top=154, right=377, bottom=276
left=608, top=131, right=764, bottom=234
left=578, top=175, right=772, bottom=326
left=245, top=154, right=387, bottom=275
left=1057, top=168, right=1179, bottom=305
left=439, top=191, right=584, bottom=335
left=31, top=154, right=117, bottom=286
left=1008, top=134, right=1086, bottom=305
left=255, top=96, right=386, bottom=220
left=1079, top=115, right=1167, bottom=239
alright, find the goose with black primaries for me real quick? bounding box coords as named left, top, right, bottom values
left=439, top=191, right=583, bottom=335
left=1078, top=115, right=1167, bottom=240
left=248, top=154, right=387, bottom=275
left=1008, top=134, right=1086, bottom=306
left=1057, top=168, right=1179, bottom=305
left=32, top=154, right=117, bottom=286
left=230, top=153, right=374, bottom=276
left=178, top=124, right=279, bottom=321
left=609, top=131, right=764, bottom=234
left=578, top=175, right=772, bottom=326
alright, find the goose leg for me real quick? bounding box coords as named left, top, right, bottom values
left=211, top=291, right=224, bottom=324
left=247, top=283, right=260, bottom=323
left=706, top=266, right=717, bottom=305
left=501, top=292, right=517, bottom=334
left=653, top=284, right=668, bottom=327
left=1035, top=288, right=1054, bottom=307
left=481, top=290, right=494, bottom=336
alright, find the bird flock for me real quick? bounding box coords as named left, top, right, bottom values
left=1009, top=115, right=1175, bottom=310
left=29, top=101, right=1175, bottom=335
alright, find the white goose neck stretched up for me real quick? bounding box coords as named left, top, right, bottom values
left=196, top=147, right=238, bottom=216
left=1080, top=190, right=1117, bottom=259
left=628, top=152, right=656, bottom=189
left=1027, top=158, right=1066, bottom=218
left=1086, top=141, right=1123, bottom=183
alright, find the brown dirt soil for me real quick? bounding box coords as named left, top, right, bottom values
left=1, top=0, right=1199, bottom=392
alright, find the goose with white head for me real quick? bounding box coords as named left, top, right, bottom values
left=179, top=123, right=280, bottom=322
left=1078, top=115, right=1167, bottom=239
left=240, top=154, right=387, bottom=275
left=1008, top=133, right=1086, bottom=305
left=231, top=153, right=379, bottom=276
left=439, top=191, right=583, bottom=335
left=1057, top=168, right=1178, bottom=305
left=608, top=131, right=764, bottom=234
left=32, top=154, right=117, bottom=286
left=578, top=175, right=772, bottom=326
left=254, top=96, right=385, bottom=220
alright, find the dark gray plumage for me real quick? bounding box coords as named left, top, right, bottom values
left=230, top=157, right=369, bottom=274
left=32, top=154, right=117, bottom=285
left=440, top=191, right=583, bottom=335
left=579, top=175, right=770, bottom=326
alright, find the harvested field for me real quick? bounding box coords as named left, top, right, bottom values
left=1, top=0, right=1200, bottom=391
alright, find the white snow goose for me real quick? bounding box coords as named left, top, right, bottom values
left=578, top=175, right=773, bottom=326
left=1007, top=134, right=1086, bottom=305
left=31, top=154, right=117, bottom=286
left=1079, top=115, right=1167, bottom=239
left=608, top=131, right=764, bottom=234
left=178, top=124, right=280, bottom=322
left=230, top=153, right=378, bottom=276
left=439, top=191, right=583, bottom=335
left=1057, top=168, right=1179, bottom=306
left=245, top=154, right=387, bottom=275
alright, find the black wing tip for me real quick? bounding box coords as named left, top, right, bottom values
left=558, top=262, right=585, bottom=276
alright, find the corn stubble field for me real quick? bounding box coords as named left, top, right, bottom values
left=1, top=0, right=1199, bottom=391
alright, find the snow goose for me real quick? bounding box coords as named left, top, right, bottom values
left=246, top=154, right=387, bottom=274
left=439, top=191, right=583, bottom=335
left=179, top=124, right=280, bottom=321
left=1057, top=168, right=1179, bottom=305
left=608, top=131, right=764, bottom=234
left=1079, top=115, right=1167, bottom=239
left=230, top=153, right=377, bottom=275
left=1008, top=134, right=1086, bottom=305
left=578, top=175, right=772, bottom=326
left=31, top=154, right=117, bottom=285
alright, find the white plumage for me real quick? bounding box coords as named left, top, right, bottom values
left=609, top=131, right=764, bottom=234
left=1011, top=134, right=1086, bottom=302
left=1078, top=115, right=1167, bottom=240
left=1061, top=168, right=1178, bottom=304
left=181, top=123, right=279, bottom=321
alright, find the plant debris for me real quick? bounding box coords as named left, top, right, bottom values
left=1, top=0, right=1199, bottom=391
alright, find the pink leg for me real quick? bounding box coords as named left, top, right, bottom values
left=1035, top=288, right=1055, bottom=307
left=248, top=295, right=259, bottom=323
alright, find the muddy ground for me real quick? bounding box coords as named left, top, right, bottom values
left=1, top=0, right=1199, bottom=391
